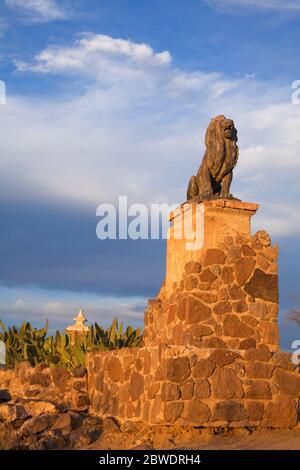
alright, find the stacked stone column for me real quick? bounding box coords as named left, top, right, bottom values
left=87, top=199, right=300, bottom=429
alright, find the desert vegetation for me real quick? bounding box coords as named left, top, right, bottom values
left=0, top=318, right=143, bottom=369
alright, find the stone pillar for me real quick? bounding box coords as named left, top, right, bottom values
left=165, top=199, right=259, bottom=298
left=144, top=199, right=279, bottom=352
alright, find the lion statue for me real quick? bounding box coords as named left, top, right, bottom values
left=187, top=115, right=239, bottom=200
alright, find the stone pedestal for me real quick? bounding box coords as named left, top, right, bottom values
left=144, top=200, right=279, bottom=352
left=85, top=199, right=299, bottom=430
left=165, top=199, right=259, bottom=298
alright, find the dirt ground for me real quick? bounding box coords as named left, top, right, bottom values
left=88, top=424, right=300, bottom=451
left=2, top=409, right=300, bottom=450
left=183, top=429, right=300, bottom=450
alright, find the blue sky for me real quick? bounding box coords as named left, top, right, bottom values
left=0, top=0, right=300, bottom=348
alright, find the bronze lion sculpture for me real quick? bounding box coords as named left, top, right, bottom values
left=187, top=115, right=239, bottom=200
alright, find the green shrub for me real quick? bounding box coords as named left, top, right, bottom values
left=0, top=318, right=143, bottom=369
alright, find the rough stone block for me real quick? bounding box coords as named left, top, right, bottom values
left=244, top=345, right=272, bottom=362
left=245, top=380, right=272, bottom=399
left=194, top=379, right=210, bottom=399
left=234, top=257, right=256, bottom=286
left=270, top=397, right=298, bottom=428
left=181, top=380, right=195, bottom=400
left=211, top=401, right=248, bottom=423
left=161, top=382, right=180, bottom=402
left=108, top=357, right=124, bottom=383
left=222, top=315, right=254, bottom=338
left=129, top=372, right=144, bottom=401
left=245, top=362, right=274, bottom=378
left=164, top=402, right=183, bottom=423
left=211, top=368, right=243, bottom=399
left=186, top=297, right=212, bottom=324
left=245, top=269, right=278, bottom=303
left=246, top=401, right=264, bottom=422
left=184, top=261, right=202, bottom=274
left=166, top=356, right=191, bottom=382
left=214, top=301, right=232, bottom=315
left=208, top=350, right=241, bottom=368
left=192, top=359, right=215, bottom=378
left=183, top=400, right=211, bottom=424
left=201, top=249, right=226, bottom=266
left=273, top=368, right=300, bottom=396
left=258, top=322, right=279, bottom=347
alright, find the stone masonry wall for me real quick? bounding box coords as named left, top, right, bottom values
left=87, top=345, right=300, bottom=429
left=144, top=230, right=279, bottom=351
left=1, top=226, right=298, bottom=431
left=86, top=223, right=299, bottom=429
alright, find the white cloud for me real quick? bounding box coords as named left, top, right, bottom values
left=2, top=33, right=300, bottom=238
left=5, top=0, right=67, bottom=22
left=0, top=286, right=145, bottom=331
left=15, top=34, right=172, bottom=76
left=203, top=0, right=300, bottom=12
left=253, top=203, right=300, bottom=238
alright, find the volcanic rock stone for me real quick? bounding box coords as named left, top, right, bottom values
left=51, top=412, right=73, bottom=434
left=0, top=390, right=11, bottom=403
left=192, top=359, right=215, bottom=378
left=211, top=401, right=248, bottom=422
left=194, top=379, right=210, bottom=399
left=161, top=382, right=180, bottom=402
left=50, top=367, right=70, bottom=387
left=239, top=338, right=257, bottom=350
left=108, top=357, right=124, bottom=383
left=29, top=372, right=50, bottom=387
left=246, top=401, right=264, bottom=422
left=273, top=368, right=300, bottom=396
left=244, top=345, right=272, bottom=362
left=245, top=380, right=272, bottom=399
left=183, top=400, right=211, bottom=424
left=221, top=266, right=234, bottom=284
left=209, top=350, right=241, bottom=368
left=181, top=380, right=195, bottom=400
left=184, top=261, right=201, bottom=274
left=271, top=398, right=298, bottom=428
left=166, top=356, right=191, bottom=382
left=129, top=372, right=144, bottom=401
left=245, top=362, right=274, bottom=378
left=201, top=249, right=226, bottom=266
left=193, top=325, right=213, bottom=337
left=214, top=301, right=232, bottom=315
left=22, top=400, right=58, bottom=417
left=199, top=269, right=217, bottom=283
left=21, top=414, right=57, bottom=437
left=186, top=297, right=212, bottom=324
left=211, top=368, right=243, bottom=399
left=234, top=257, right=256, bottom=286
left=259, top=322, right=279, bottom=346
left=222, top=315, right=254, bottom=338
left=245, top=269, right=278, bottom=303
left=164, top=402, right=183, bottom=423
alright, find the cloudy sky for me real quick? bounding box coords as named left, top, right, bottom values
left=0, top=0, right=300, bottom=347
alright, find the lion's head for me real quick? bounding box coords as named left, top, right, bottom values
left=205, top=114, right=237, bottom=148
left=204, top=115, right=238, bottom=182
